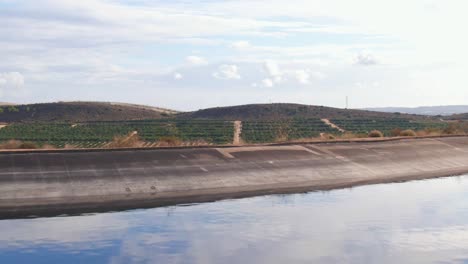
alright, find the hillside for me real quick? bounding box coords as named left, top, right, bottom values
left=0, top=102, right=451, bottom=148
left=448, top=113, right=468, bottom=120
left=0, top=102, right=178, bottom=122
left=0, top=102, right=445, bottom=124
left=182, top=103, right=434, bottom=120
left=366, top=105, right=468, bottom=116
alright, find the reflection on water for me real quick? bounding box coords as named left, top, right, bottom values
left=2, top=176, right=468, bottom=263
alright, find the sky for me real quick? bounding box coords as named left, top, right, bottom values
left=1, top=0, right=468, bottom=111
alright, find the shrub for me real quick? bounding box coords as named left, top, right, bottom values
left=0, top=140, right=22, bottom=149
left=354, top=133, right=369, bottom=138
left=339, top=132, right=357, bottom=139
left=0, top=140, right=38, bottom=149
left=157, top=136, right=182, bottom=147
left=41, top=144, right=56, bottom=149
left=274, top=126, right=289, bottom=142
left=7, top=106, right=19, bottom=112
left=416, top=130, right=428, bottom=137
left=368, top=130, right=384, bottom=138
left=390, top=128, right=402, bottom=137
left=18, top=142, right=38, bottom=149
left=107, top=132, right=144, bottom=148
left=338, top=132, right=367, bottom=139
left=400, top=129, right=416, bottom=137
left=186, top=139, right=210, bottom=146
left=442, top=123, right=465, bottom=135
left=423, top=127, right=443, bottom=136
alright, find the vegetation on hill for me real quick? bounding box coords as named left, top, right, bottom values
left=0, top=102, right=465, bottom=149
left=241, top=119, right=339, bottom=143
left=0, top=102, right=177, bottom=122
left=182, top=103, right=435, bottom=121
left=0, top=102, right=458, bottom=123
left=330, top=118, right=446, bottom=136
left=448, top=113, right=468, bottom=120
left=0, top=120, right=234, bottom=148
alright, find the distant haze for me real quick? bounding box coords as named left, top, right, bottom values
left=365, top=106, right=468, bottom=116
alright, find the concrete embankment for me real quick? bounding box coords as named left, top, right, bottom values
left=2, top=136, right=468, bottom=219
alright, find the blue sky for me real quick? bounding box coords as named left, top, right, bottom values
left=0, top=0, right=467, bottom=111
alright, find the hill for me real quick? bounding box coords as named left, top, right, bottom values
left=182, top=103, right=434, bottom=120
left=448, top=113, right=468, bottom=120
left=0, top=102, right=450, bottom=148
left=365, top=105, right=468, bottom=116
left=0, top=102, right=178, bottom=122
left=0, top=102, right=443, bottom=123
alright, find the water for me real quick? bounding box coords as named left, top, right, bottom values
left=2, top=176, right=468, bottom=263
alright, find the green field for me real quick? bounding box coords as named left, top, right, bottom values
left=0, top=118, right=451, bottom=148
left=331, top=118, right=447, bottom=136
left=0, top=120, right=234, bottom=148
left=241, top=119, right=340, bottom=143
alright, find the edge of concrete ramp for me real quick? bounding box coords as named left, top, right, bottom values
left=1, top=136, right=468, bottom=219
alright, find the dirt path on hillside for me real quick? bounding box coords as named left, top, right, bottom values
left=0, top=124, right=7, bottom=130
left=321, top=119, right=345, bottom=132
left=233, top=121, right=242, bottom=145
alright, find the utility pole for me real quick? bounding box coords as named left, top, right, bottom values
left=345, top=96, right=348, bottom=109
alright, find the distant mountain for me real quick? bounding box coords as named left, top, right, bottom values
left=182, top=103, right=433, bottom=120
left=365, top=105, right=468, bottom=116
left=0, top=101, right=179, bottom=122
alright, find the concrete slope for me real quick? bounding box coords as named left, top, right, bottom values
left=2, top=137, right=468, bottom=219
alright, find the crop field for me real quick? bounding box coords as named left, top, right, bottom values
left=331, top=118, right=447, bottom=136
left=0, top=120, right=234, bottom=148
left=0, top=118, right=451, bottom=148
left=241, top=119, right=340, bottom=143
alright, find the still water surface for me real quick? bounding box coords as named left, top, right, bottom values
left=2, top=176, right=468, bottom=263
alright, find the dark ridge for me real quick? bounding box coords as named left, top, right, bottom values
left=181, top=103, right=436, bottom=120
left=448, top=113, right=468, bottom=120
left=0, top=102, right=178, bottom=123
left=0, top=102, right=449, bottom=123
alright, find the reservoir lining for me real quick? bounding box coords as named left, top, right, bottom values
left=2, top=136, right=468, bottom=219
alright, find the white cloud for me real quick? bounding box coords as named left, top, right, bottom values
left=173, top=72, right=183, bottom=80
left=263, top=60, right=281, bottom=77
left=293, top=69, right=326, bottom=84
left=0, top=72, right=25, bottom=98
left=261, top=78, right=274, bottom=87
left=261, top=60, right=284, bottom=86
left=310, top=71, right=326, bottom=80
left=213, top=64, right=241, bottom=80
left=294, top=70, right=310, bottom=84
left=185, top=56, right=208, bottom=66
left=0, top=72, right=24, bottom=89
left=230, top=41, right=251, bottom=49
left=354, top=52, right=379, bottom=66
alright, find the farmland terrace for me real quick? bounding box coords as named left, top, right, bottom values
left=0, top=102, right=460, bottom=148
left=0, top=118, right=448, bottom=148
